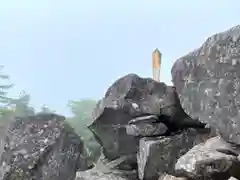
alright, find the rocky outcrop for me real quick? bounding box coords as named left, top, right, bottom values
left=83, top=73, right=213, bottom=180
left=3, top=25, right=240, bottom=180
left=88, top=74, right=205, bottom=165
left=0, top=113, right=87, bottom=180
left=171, top=25, right=240, bottom=145
left=80, top=25, right=240, bottom=180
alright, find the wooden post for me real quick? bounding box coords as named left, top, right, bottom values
left=152, top=48, right=161, bottom=82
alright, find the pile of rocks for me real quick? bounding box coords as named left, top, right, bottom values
left=76, top=25, right=240, bottom=180
left=0, top=25, right=240, bottom=180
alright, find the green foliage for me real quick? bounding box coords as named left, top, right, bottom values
left=67, top=99, right=101, bottom=164
left=10, top=91, right=35, bottom=117
left=0, top=66, right=14, bottom=96
left=0, top=65, right=14, bottom=115
left=0, top=66, right=35, bottom=120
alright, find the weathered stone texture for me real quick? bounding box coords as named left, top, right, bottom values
left=137, top=128, right=214, bottom=180
left=175, top=136, right=240, bottom=180
left=171, top=25, right=240, bottom=144
left=0, top=113, right=87, bottom=180
left=88, top=74, right=199, bottom=165
left=4, top=25, right=240, bottom=180
left=75, top=154, right=137, bottom=180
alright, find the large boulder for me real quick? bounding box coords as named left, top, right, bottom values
left=0, top=113, right=87, bottom=180
left=175, top=136, right=240, bottom=180
left=171, top=25, right=240, bottom=144
left=88, top=74, right=204, bottom=164
left=137, top=128, right=214, bottom=180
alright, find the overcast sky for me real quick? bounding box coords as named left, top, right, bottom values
left=0, top=0, right=239, bottom=115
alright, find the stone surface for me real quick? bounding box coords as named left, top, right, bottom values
left=229, top=177, right=239, bottom=180
left=88, top=73, right=205, bottom=164
left=137, top=128, right=213, bottom=180
left=4, top=25, right=240, bottom=180
left=158, top=174, right=186, bottom=180
left=0, top=113, right=87, bottom=180
left=75, top=171, right=132, bottom=180
left=75, top=154, right=137, bottom=180
left=175, top=136, right=240, bottom=180
left=126, top=120, right=168, bottom=137
left=171, top=25, right=240, bottom=144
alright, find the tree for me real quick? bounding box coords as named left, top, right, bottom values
left=68, top=99, right=96, bottom=119
left=67, top=99, right=101, bottom=163
left=0, top=65, right=14, bottom=116
left=11, top=91, right=35, bottom=117
left=0, top=66, right=36, bottom=121
left=0, top=66, right=13, bottom=99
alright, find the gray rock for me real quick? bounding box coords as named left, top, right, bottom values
left=0, top=113, right=87, bottom=180
left=126, top=121, right=168, bottom=137
left=137, top=128, right=214, bottom=180
left=0, top=113, right=15, bottom=164
left=128, top=115, right=159, bottom=125
left=171, top=25, right=240, bottom=144
left=88, top=74, right=204, bottom=165
left=158, top=173, right=186, bottom=180
left=175, top=136, right=240, bottom=180
left=229, top=177, right=239, bottom=180
left=75, top=171, right=132, bottom=180
left=75, top=154, right=137, bottom=180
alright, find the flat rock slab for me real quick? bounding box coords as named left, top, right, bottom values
left=126, top=122, right=168, bottom=137
left=171, top=25, right=240, bottom=144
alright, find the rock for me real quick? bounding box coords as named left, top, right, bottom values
left=126, top=115, right=168, bottom=137
left=0, top=113, right=15, bottom=165
left=128, top=115, right=159, bottom=125
left=137, top=128, right=214, bottom=180
left=171, top=25, right=240, bottom=144
left=75, top=171, right=132, bottom=180
left=175, top=136, right=240, bottom=180
left=126, top=123, right=168, bottom=137
left=158, top=173, right=186, bottom=180
left=88, top=74, right=205, bottom=164
left=75, top=154, right=137, bottom=180
left=229, top=177, right=239, bottom=180
left=0, top=113, right=87, bottom=180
